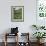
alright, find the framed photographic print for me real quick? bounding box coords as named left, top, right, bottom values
left=11, top=6, right=24, bottom=22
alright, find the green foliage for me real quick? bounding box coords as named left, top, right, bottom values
left=13, top=8, right=22, bottom=19
left=39, top=4, right=46, bottom=17
left=39, top=13, right=44, bottom=17
left=33, top=32, right=46, bottom=39
left=32, top=25, right=45, bottom=30
left=40, top=26, right=45, bottom=29
left=32, top=25, right=37, bottom=27
left=32, top=25, right=39, bottom=30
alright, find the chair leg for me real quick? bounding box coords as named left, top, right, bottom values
left=16, top=34, right=18, bottom=46
left=4, top=41, right=7, bottom=46
left=4, top=33, right=7, bottom=46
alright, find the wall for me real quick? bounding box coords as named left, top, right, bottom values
left=0, top=0, right=36, bottom=42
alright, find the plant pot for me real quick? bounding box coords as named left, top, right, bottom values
left=37, top=39, right=45, bottom=44
left=40, top=38, right=45, bottom=43
left=37, top=39, right=40, bottom=43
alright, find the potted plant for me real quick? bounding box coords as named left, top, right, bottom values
left=33, top=32, right=46, bottom=43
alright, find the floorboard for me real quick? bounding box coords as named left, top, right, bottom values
left=0, top=42, right=46, bottom=46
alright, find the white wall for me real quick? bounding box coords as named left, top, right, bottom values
left=0, top=0, right=37, bottom=42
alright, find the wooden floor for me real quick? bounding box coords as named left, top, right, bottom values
left=0, top=42, right=46, bottom=46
